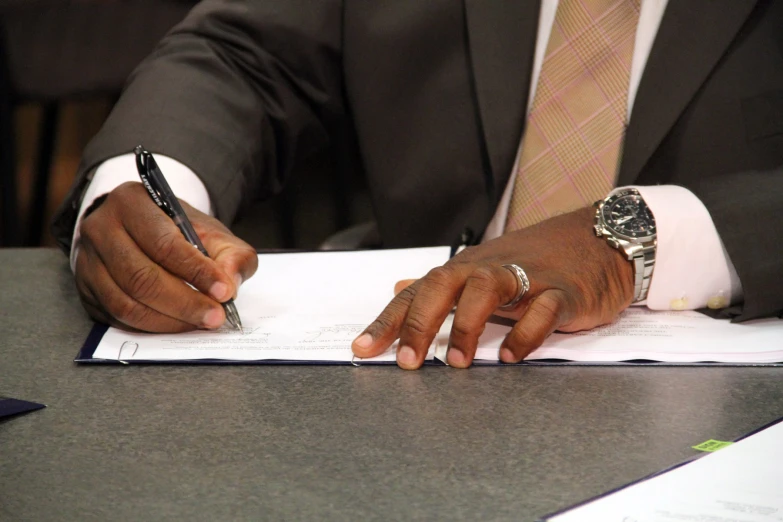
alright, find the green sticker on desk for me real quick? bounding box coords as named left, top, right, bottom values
left=692, top=439, right=733, bottom=452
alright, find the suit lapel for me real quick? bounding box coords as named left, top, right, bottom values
left=618, top=0, right=760, bottom=186
left=464, top=0, right=541, bottom=199
left=464, top=1, right=760, bottom=194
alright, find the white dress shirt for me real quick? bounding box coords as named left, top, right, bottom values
left=72, top=0, right=742, bottom=311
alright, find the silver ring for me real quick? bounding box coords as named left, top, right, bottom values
left=500, top=264, right=530, bottom=309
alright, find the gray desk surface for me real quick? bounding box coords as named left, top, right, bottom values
left=1, top=249, right=782, bottom=521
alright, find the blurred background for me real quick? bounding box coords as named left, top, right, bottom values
left=1, top=0, right=372, bottom=251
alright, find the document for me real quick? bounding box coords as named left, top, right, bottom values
left=544, top=418, right=783, bottom=521
left=78, top=247, right=783, bottom=364
left=88, top=247, right=450, bottom=363
left=495, top=309, right=783, bottom=364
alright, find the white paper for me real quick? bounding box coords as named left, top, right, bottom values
left=519, top=308, right=783, bottom=364
left=90, top=247, right=783, bottom=364
left=93, top=247, right=451, bottom=362
left=546, top=419, right=783, bottom=522
left=103, top=315, right=398, bottom=362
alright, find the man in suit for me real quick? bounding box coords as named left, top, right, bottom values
left=52, top=0, right=783, bottom=369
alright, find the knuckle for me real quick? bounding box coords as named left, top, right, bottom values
left=465, top=266, right=501, bottom=295
left=175, top=252, right=212, bottom=287
left=403, top=312, right=436, bottom=338
left=371, top=312, right=397, bottom=333
left=424, top=265, right=456, bottom=290
left=394, top=286, right=417, bottom=306
left=126, top=265, right=162, bottom=302
left=450, top=321, right=482, bottom=343
left=109, top=182, right=143, bottom=209
left=364, top=291, right=417, bottom=339
left=115, top=181, right=143, bottom=198
left=152, top=230, right=180, bottom=263
left=186, top=262, right=211, bottom=287
left=112, top=296, right=150, bottom=326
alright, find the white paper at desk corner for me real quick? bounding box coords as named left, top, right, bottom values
left=546, top=419, right=783, bottom=521
left=92, top=247, right=783, bottom=363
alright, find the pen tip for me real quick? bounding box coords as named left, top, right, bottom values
left=232, top=313, right=243, bottom=334
left=222, top=301, right=243, bottom=334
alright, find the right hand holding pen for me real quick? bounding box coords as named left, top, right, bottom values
left=74, top=182, right=258, bottom=332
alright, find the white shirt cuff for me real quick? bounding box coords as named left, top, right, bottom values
left=70, top=153, right=212, bottom=272
left=635, top=185, right=743, bottom=311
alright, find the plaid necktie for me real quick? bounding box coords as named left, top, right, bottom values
left=505, top=0, right=642, bottom=231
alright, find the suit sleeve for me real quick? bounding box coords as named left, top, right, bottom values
left=690, top=169, right=783, bottom=322
left=51, top=0, right=344, bottom=254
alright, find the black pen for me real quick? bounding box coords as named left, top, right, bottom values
left=133, top=145, right=243, bottom=333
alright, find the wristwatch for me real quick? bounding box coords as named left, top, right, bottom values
left=594, top=188, right=657, bottom=303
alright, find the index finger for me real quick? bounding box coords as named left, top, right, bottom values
left=352, top=265, right=468, bottom=369
left=351, top=283, right=419, bottom=360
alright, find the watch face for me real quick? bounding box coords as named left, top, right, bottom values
left=602, top=190, right=656, bottom=240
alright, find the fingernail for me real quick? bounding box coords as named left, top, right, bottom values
left=353, top=333, right=373, bottom=350
left=447, top=348, right=467, bottom=368
left=397, top=345, right=418, bottom=368
left=234, top=274, right=243, bottom=291
left=210, top=282, right=229, bottom=301
left=499, top=347, right=516, bottom=363
left=203, top=308, right=224, bottom=329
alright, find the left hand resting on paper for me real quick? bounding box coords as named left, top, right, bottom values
left=351, top=207, right=635, bottom=369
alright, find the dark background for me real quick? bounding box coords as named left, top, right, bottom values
left=0, top=0, right=373, bottom=250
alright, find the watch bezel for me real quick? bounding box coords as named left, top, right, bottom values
left=600, top=189, right=657, bottom=243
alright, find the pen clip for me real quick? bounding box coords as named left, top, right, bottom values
left=134, top=145, right=176, bottom=219
left=133, top=145, right=210, bottom=257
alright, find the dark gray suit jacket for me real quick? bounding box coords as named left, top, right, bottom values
left=53, top=0, right=783, bottom=321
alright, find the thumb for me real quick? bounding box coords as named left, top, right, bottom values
left=180, top=201, right=258, bottom=300
left=203, top=234, right=258, bottom=300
